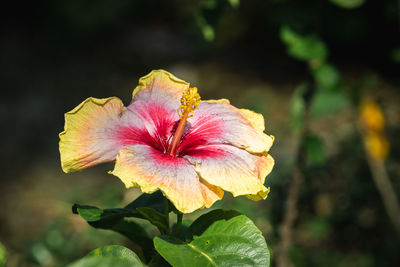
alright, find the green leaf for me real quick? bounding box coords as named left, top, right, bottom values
left=186, top=209, right=241, bottom=241
left=201, top=0, right=217, bottom=9
left=73, top=192, right=172, bottom=260
left=301, top=134, right=326, bottom=166
left=73, top=206, right=154, bottom=258
left=111, top=218, right=154, bottom=255
left=289, top=84, right=307, bottom=132
left=154, top=214, right=270, bottom=267
left=72, top=205, right=139, bottom=228
left=228, top=0, right=240, bottom=8
left=310, top=89, right=349, bottom=117
left=73, top=191, right=168, bottom=232
left=280, top=25, right=327, bottom=62
left=137, top=207, right=168, bottom=234
left=67, top=245, right=144, bottom=267
left=312, top=63, right=340, bottom=91
left=196, top=15, right=215, bottom=42
left=124, top=191, right=165, bottom=213
left=72, top=205, right=136, bottom=225
left=86, top=245, right=142, bottom=261
left=0, top=242, right=6, bottom=267
left=72, top=207, right=152, bottom=259
left=330, top=0, right=365, bottom=9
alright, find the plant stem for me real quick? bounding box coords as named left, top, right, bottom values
left=276, top=84, right=313, bottom=267
left=164, top=197, right=171, bottom=235
left=276, top=164, right=303, bottom=267
left=364, top=152, right=400, bottom=237
left=174, top=212, right=183, bottom=237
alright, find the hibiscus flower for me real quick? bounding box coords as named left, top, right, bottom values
left=59, top=70, right=274, bottom=213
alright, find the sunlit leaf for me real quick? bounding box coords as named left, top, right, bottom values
left=0, top=242, right=6, bottom=267
left=186, top=209, right=241, bottom=241
left=228, top=0, right=240, bottom=8
left=154, top=213, right=270, bottom=266
left=280, top=25, right=327, bottom=62
left=330, top=0, right=365, bottom=9
left=196, top=15, right=215, bottom=41
left=67, top=245, right=144, bottom=267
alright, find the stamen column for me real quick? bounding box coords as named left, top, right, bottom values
left=168, top=87, right=200, bottom=157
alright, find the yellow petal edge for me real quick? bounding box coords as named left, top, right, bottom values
left=59, top=97, right=123, bottom=173
left=131, top=69, right=190, bottom=100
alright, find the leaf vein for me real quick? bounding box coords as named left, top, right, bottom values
left=187, top=243, right=217, bottom=266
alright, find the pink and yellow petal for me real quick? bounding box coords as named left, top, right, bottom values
left=180, top=100, right=274, bottom=155
left=239, top=108, right=266, bottom=132
left=184, top=144, right=274, bottom=198
left=126, top=70, right=193, bottom=146
left=59, top=97, right=126, bottom=173
left=119, top=99, right=177, bottom=152
left=246, top=153, right=274, bottom=200
left=257, top=153, right=274, bottom=184
left=131, top=69, right=190, bottom=105
left=110, top=144, right=223, bottom=213
left=239, top=108, right=276, bottom=148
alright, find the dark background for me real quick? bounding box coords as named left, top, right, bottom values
left=1, top=0, right=400, bottom=266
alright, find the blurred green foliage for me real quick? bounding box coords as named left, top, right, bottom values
left=281, top=25, right=327, bottom=62
left=302, top=134, right=326, bottom=166
left=289, top=84, right=307, bottom=132
left=330, top=0, right=365, bottom=9
left=0, top=242, right=6, bottom=267
left=310, top=90, right=349, bottom=118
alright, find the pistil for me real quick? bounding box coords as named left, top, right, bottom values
left=168, top=87, right=200, bottom=157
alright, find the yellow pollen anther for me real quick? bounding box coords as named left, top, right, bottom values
left=168, top=87, right=201, bottom=157
left=177, top=87, right=201, bottom=118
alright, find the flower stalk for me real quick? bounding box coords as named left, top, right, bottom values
left=164, top=197, right=171, bottom=235
left=174, top=212, right=183, bottom=237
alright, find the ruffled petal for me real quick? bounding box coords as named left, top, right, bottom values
left=124, top=70, right=193, bottom=151
left=60, top=70, right=191, bottom=173
left=239, top=108, right=266, bottom=132
left=59, top=97, right=126, bottom=172
left=110, top=144, right=223, bottom=213
left=183, top=144, right=273, bottom=199
left=130, top=69, right=190, bottom=109
left=246, top=153, right=274, bottom=201
left=179, top=100, right=274, bottom=155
